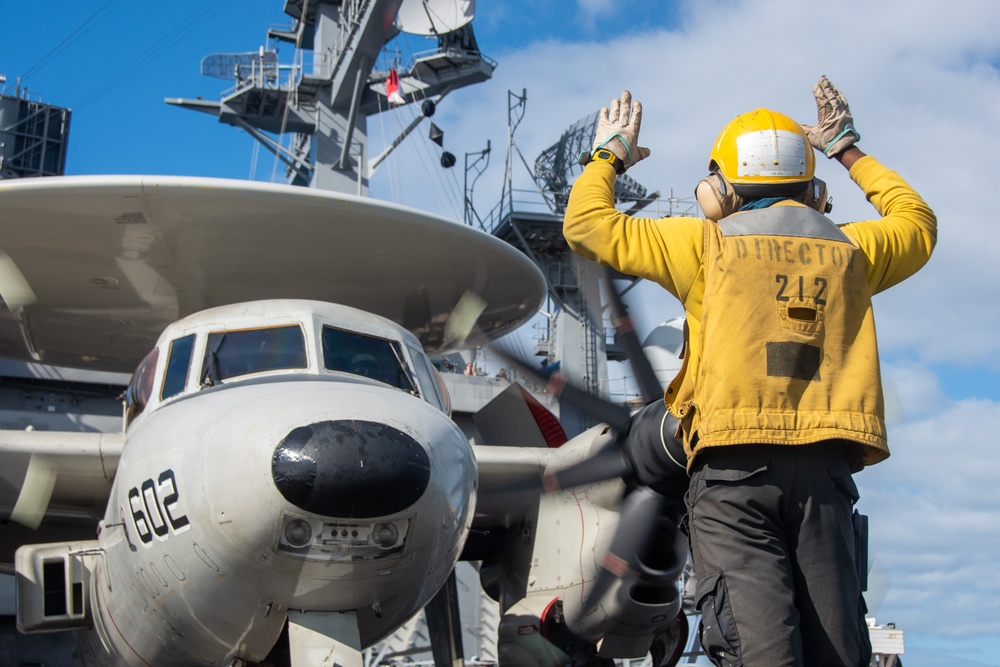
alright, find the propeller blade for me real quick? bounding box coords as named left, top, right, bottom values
left=489, top=346, right=632, bottom=433
left=580, top=486, right=668, bottom=617
left=442, top=290, right=487, bottom=349
left=622, top=400, right=688, bottom=494
left=493, top=440, right=632, bottom=507
left=544, top=373, right=632, bottom=433
left=11, top=454, right=57, bottom=530
left=864, top=558, right=891, bottom=618
left=540, top=440, right=633, bottom=493
left=0, top=250, right=38, bottom=311
left=603, top=266, right=663, bottom=405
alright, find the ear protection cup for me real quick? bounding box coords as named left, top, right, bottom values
left=695, top=171, right=744, bottom=221
left=697, top=172, right=832, bottom=220
left=801, top=177, right=833, bottom=214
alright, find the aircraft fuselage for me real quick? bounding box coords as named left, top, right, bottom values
left=75, top=300, right=476, bottom=665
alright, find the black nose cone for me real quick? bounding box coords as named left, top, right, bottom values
left=272, top=420, right=431, bottom=518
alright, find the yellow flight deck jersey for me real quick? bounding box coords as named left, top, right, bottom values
left=563, top=156, right=936, bottom=469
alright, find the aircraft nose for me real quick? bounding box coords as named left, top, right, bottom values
left=271, top=420, right=431, bottom=518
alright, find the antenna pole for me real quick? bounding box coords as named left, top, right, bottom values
left=501, top=89, right=527, bottom=221
left=463, top=140, right=491, bottom=229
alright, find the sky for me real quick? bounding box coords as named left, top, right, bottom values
left=4, top=1, right=1000, bottom=665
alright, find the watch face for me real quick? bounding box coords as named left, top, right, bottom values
left=598, top=150, right=612, bottom=160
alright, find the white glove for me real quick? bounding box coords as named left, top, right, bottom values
left=590, top=91, right=651, bottom=172
left=800, top=75, right=860, bottom=158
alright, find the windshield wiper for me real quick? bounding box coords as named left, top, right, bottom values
left=202, top=334, right=227, bottom=388
left=390, top=344, right=419, bottom=396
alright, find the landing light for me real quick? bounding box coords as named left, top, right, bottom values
left=372, top=523, right=399, bottom=549
left=283, top=519, right=313, bottom=547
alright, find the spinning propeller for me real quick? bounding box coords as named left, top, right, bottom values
left=494, top=266, right=689, bottom=618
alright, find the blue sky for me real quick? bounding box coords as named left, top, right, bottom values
left=5, top=1, right=1000, bottom=665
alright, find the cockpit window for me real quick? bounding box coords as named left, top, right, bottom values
left=201, top=325, right=307, bottom=386
left=161, top=334, right=195, bottom=400
left=125, top=347, right=159, bottom=427
left=322, top=326, right=417, bottom=394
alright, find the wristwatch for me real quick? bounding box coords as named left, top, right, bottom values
left=579, top=149, right=625, bottom=175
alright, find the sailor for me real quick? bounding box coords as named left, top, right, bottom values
left=563, top=77, right=936, bottom=667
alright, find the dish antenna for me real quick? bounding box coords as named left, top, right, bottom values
left=397, top=0, right=475, bottom=36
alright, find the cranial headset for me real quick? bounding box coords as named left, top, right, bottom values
left=695, top=170, right=832, bottom=222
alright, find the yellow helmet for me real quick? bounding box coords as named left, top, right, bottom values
left=708, top=108, right=814, bottom=198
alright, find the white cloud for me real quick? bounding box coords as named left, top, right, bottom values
left=858, top=398, right=1000, bottom=645
left=882, top=362, right=949, bottom=425
left=575, top=0, right=615, bottom=29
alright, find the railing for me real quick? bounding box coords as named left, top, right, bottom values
left=471, top=187, right=551, bottom=233
left=220, top=53, right=306, bottom=98
left=219, top=41, right=496, bottom=103
left=0, top=82, right=45, bottom=103
left=405, top=46, right=498, bottom=72
left=470, top=185, right=701, bottom=233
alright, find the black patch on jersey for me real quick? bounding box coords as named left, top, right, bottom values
left=766, top=342, right=821, bottom=381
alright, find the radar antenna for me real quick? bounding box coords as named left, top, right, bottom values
left=533, top=111, right=650, bottom=214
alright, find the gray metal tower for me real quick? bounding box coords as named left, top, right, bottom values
left=166, top=0, right=495, bottom=194
left=0, top=78, right=71, bottom=179
left=475, top=92, right=665, bottom=437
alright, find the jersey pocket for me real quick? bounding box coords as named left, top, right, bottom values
left=776, top=298, right=825, bottom=335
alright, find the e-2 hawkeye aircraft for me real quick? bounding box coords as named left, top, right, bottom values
left=0, top=175, right=691, bottom=666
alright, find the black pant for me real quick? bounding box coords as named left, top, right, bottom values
left=686, top=443, right=872, bottom=667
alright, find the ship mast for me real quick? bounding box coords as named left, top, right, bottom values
left=167, top=0, right=494, bottom=195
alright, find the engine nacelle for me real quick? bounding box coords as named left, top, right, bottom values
left=564, top=514, right=687, bottom=658
left=490, top=420, right=692, bottom=664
